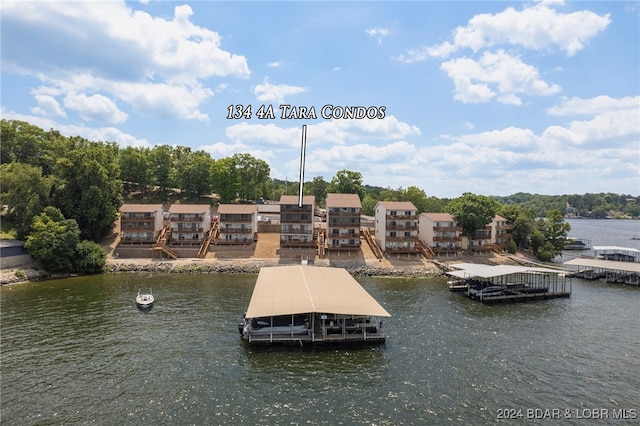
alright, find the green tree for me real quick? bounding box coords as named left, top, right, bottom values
left=361, top=194, right=378, bottom=216
left=211, top=157, right=239, bottom=203
left=119, top=147, right=151, bottom=195
left=180, top=150, right=212, bottom=198
left=499, top=204, right=535, bottom=248
left=233, top=153, right=270, bottom=201
left=402, top=186, right=429, bottom=213
left=531, top=209, right=571, bottom=260
left=304, top=176, right=329, bottom=206
left=447, top=192, right=501, bottom=241
left=545, top=209, right=571, bottom=256
left=149, top=145, right=173, bottom=193
left=25, top=207, right=80, bottom=272
left=326, top=170, right=365, bottom=200
left=51, top=138, right=122, bottom=241
left=73, top=240, right=107, bottom=274
left=0, top=162, right=52, bottom=239
left=591, top=205, right=608, bottom=219
left=0, top=119, right=47, bottom=165
left=424, top=196, right=446, bottom=213
left=378, top=187, right=402, bottom=201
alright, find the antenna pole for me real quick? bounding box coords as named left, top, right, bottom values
left=298, top=125, right=307, bottom=208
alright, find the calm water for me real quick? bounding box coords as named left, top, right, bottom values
left=561, top=219, right=640, bottom=262
left=1, top=221, right=639, bottom=425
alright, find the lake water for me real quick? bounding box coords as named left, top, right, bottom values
left=1, top=220, right=639, bottom=425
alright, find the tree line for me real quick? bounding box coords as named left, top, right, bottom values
left=1, top=119, right=636, bottom=272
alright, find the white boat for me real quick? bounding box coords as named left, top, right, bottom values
left=136, top=288, right=154, bottom=309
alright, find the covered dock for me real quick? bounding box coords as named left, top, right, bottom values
left=564, top=258, right=640, bottom=286
left=593, top=246, right=640, bottom=263
left=240, top=265, right=390, bottom=345
left=447, top=263, right=571, bottom=303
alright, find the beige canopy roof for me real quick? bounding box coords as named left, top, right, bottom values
left=245, top=265, right=391, bottom=318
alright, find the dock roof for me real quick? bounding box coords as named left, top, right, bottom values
left=593, top=246, right=640, bottom=254
left=564, top=258, right=640, bottom=273
left=245, top=265, right=391, bottom=318
left=447, top=263, right=565, bottom=279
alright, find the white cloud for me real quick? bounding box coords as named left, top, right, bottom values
left=440, top=50, right=561, bottom=104
left=64, top=92, right=128, bottom=123
left=547, top=95, right=640, bottom=116
left=0, top=107, right=149, bottom=148
left=31, top=95, right=66, bottom=118
left=543, top=108, right=640, bottom=145
left=400, top=2, right=610, bottom=62
left=251, top=78, right=309, bottom=103
left=267, top=61, right=283, bottom=68
left=365, top=27, right=391, bottom=45
left=1, top=1, right=249, bottom=122
left=543, top=95, right=640, bottom=145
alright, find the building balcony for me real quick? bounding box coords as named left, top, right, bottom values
left=432, top=246, right=461, bottom=253
left=121, top=224, right=156, bottom=231
left=433, top=235, right=462, bottom=242
left=328, top=210, right=360, bottom=217
left=433, top=226, right=460, bottom=232
left=328, top=233, right=359, bottom=239
left=386, top=235, right=417, bottom=242
left=386, top=224, right=418, bottom=231
left=280, top=206, right=313, bottom=213
left=173, top=227, right=204, bottom=233
left=327, top=242, right=361, bottom=250
left=495, top=224, right=514, bottom=230
left=386, top=214, right=417, bottom=220
left=170, top=215, right=203, bottom=222
left=328, top=221, right=360, bottom=228
left=120, top=216, right=155, bottom=223
left=219, top=215, right=253, bottom=222
left=221, top=227, right=253, bottom=234
left=280, top=238, right=316, bottom=247
left=281, top=216, right=313, bottom=222
left=385, top=246, right=418, bottom=254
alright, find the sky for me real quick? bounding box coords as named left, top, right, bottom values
left=1, top=0, right=639, bottom=198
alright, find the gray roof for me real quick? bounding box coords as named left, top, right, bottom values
left=447, top=263, right=565, bottom=279
left=564, top=258, right=640, bottom=273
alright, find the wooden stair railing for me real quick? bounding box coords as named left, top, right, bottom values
left=362, top=227, right=384, bottom=260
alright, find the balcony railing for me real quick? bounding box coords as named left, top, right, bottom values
left=386, top=214, right=417, bottom=220
left=220, top=215, right=253, bottom=222
left=386, top=235, right=417, bottom=241
left=433, top=226, right=460, bottom=232
left=220, top=227, right=253, bottom=234
left=328, top=210, right=360, bottom=217
left=170, top=216, right=203, bottom=223
left=173, top=227, right=204, bottom=233
left=328, top=221, right=360, bottom=228
left=433, top=235, right=462, bottom=242
left=386, top=224, right=418, bottom=231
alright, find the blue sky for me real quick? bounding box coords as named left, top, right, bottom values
left=2, top=0, right=638, bottom=198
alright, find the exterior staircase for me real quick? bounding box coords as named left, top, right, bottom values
left=415, top=239, right=435, bottom=259
left=490, top=243, right=503, bottom=254
left=197, top=223, right=218, bottom=259
left=362, top=227, right=384, bottom=260
left=317, top=229, right=326, bottom=257
left=152, top=225, right=178, bottom=259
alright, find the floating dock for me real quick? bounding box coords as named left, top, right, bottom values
left=564, top=238, right=592, bottom=250
left=447, top=263, right=571, bottom=303
left=564, top=258, right=640, bottom=286
left=239, top=265, right=390, bottom=345
left=593, top=246, right=640, bottom=263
